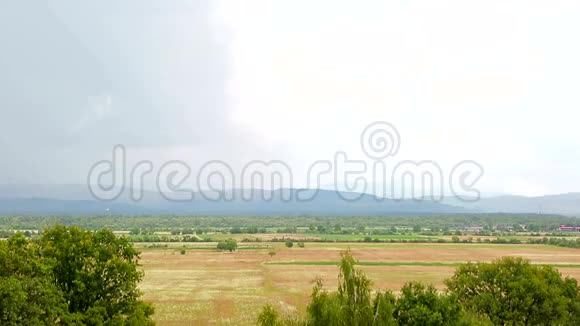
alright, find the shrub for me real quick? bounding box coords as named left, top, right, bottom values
left=258, top=304, right=280, bottom=326
left=446, top=257, right=580, bottom=325
left=217, top=239, right=238, bottom=252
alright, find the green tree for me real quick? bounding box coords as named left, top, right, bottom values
left=394, top=282, right=464, bottom=326
left=217, top=239, right=238, bottom=252
left=0, top=234, right=69, bottom=325
left=446, top=257, right=580, bottom=325
left=0, top=233, right=45, bottom=278
left=39, top=225, right=154, bottom=324
left=0, top=228, right=154, bottom=325
left=226, top=238, right=238, bottom=251
left=285, top=240, right=294, bottom=248
left=0, top=277, right=69, bottom=325
left=246, top=226, right=259, bottom=234
left=307, top=251, right=397, bottom=326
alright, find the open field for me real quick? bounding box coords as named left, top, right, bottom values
left=138, top=242, right=580, bottom=325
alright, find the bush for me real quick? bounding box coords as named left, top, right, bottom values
left=446, top=257, right=580, bottom=325
left=257, top=304, right=281, bottom=326
left=217, top=239, right=238, bottom=252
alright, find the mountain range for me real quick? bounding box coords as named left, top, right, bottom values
left=0, top=184, right=578, bottom=217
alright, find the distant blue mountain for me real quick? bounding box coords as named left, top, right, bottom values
left=0, top=184, right=578, bottom=216
left=0, top=185, right=464, bottom=216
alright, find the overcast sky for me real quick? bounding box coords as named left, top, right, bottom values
left=1, top=1, right=579, bottom=196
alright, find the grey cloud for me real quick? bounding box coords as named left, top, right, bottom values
left=0, top=1, right=231, bottom=148
left=0, top=1, right=233, bottom=183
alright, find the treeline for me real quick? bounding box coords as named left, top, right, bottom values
left=529, top=236, right=580, bottom=248
left=269, top=237, right=524, bottom=244
left=0, top=214, right=574, bottom=231
left=259, top=251, right=580, bottom=326
left=103, top=235, right=526, bottom=244
left=0, top=226, right=154, bottom=325
left=129, top=234, right=208, bottom=242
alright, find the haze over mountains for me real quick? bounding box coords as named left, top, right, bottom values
left=0, top=184, right=578, bottom=217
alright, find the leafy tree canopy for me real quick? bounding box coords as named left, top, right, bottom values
left=446, top=256, right=580, bottom=326
left=0, top=226, right=154, bottom=325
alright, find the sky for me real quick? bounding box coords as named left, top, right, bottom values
left=1, top=0, right=579, bottom=197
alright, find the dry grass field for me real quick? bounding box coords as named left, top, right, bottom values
left=138, top=243, right=580, bottom=325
